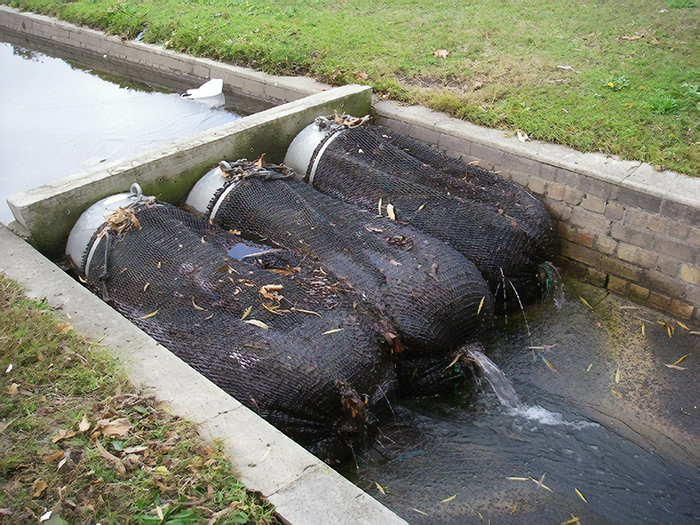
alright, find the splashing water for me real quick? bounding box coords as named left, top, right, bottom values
left=467, top=348, right=597, bottom=429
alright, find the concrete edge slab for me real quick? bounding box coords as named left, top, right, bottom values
left=7, top=84, right=372, bottom=259
left=0, top=224, right=407, bottom=524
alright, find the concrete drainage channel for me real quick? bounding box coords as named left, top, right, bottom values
left=2, top=5, right=700, bottom=523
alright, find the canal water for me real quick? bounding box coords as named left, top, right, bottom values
left=0, top=39, right=246, bottom=225
left=346, top=280, right=700, bottom=523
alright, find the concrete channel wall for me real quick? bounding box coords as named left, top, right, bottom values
left=3, top=6, right=700, bottom=320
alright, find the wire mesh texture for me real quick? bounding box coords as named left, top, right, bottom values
left=203, top=163, right=494, bottom=395
left=300, top=123, right=557, bottom=312
left=81, top=201, right=397, bottom=462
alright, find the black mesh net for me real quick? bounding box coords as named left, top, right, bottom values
left=205, top=169, right=493, bottom=358
left=82, top=201, right=397, bottom=462
left=304, top=124, right=557, bottom=312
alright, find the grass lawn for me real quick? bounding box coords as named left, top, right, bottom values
left=0, top=276, right=277, bottom=524
left=4, top=0, right=699, bottom=176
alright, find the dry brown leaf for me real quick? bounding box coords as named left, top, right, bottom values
left=41, top=450, right=65, bottom=464
left=260, top=284, right=284, bottom=302
left=122, top=445, right=148, bottom=454
left=254, top=153, right=266, bottom=168
left=433, top=49, right=449, bottom=58
left=56, top=322, right=73, bottom=334
left=105, top=207, right=141, bottom=234
left=473, top=80, right=484, bottom=90
left=51, top=429, right=76, bottom=443
left=7, top=383, right=18, bottom=396
left=95, top=439, right=126, bottom=478
left=32, top=479, right=48, bottom=498
left=78, top=414, right=91, bottom=433
left=621, top=34, right=644, bottom=40
left=98, top=418, right=132, bottom=437
left=355, top=71, right=369, bottom=80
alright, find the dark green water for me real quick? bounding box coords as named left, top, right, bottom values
left=348, top=281, right=700, bottom=523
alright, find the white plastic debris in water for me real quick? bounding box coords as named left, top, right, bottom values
left=182, top=78, right=224, bottom=99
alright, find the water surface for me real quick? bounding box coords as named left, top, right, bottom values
left=0, top=41, right=243, bottom=225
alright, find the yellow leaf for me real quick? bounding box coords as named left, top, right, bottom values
left=7, top=383, right=19, bottom=396
left=664, top=364, right=688, bottom=370
left=477, top=296, right=485, bottom=315
left=672, top=354, right=689, bottom=366
left=375, top=481, right=386, bottom=495
left=140, top=309, right=159, bottom=319
left=621, top=34, right=644, bottom=40
left=157, top=261, right=162, bottom=269
left=323, top=328, right=344, bottom=335
left=153, top=465, right=169, bottom=475
left=291, top=307, right=322, bottom=317
left=611, top=388, right=622, bottom=398
left=241, top=305, right=253, bottom=320
left=678, top=321, right=689, bottom=330
left=445, top=354, right=461, bottom=369
left=575, top=487, right=588, bottom=503
left=562, top=517, right=580, bottom=525
left=244, top=319, right=270, bottom=330
left=254, top=153, right=266, bottom=168
left=441, top=494, right=457, bottom=503
left=579, top=296, right=593, bottom=309
left=586, top=363, right=593, bottom=372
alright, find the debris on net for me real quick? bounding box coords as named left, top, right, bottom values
left=194, top=160, right=495, bottom=395
left=286, top=119, right=557, bottom=312
left=77, top=199, right=397, bottom=463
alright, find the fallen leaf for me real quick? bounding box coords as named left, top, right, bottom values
left=153, top=465, right=170, bottom=475
left=411, top=507, right=428, bottom=516
left=375, top=481, right=386, bottom=495
left=621, top=34, right=644, bottom=40
left=98, top=418, right=132, bottom=437
left=323, top=328, right=344, bottom=335
left=672, top=354, right=689, bottom=366
left=254, top=153, right=266, bottom=168
left=355, top=71, right=369, bottom=80
left=575, top=487, right=588, bottom=503
left=291, top=307, right=321, bottom=317
left=7, top=383, right=18, bottom=396
left=52, top=429, right=76, bottom=443
left=192, top=297, right=207, bottom=311
left=241, top=305, right=253, bottom=320
left=579, top=296, right=593, bottom=309
left=477, top=296, right=485, bottom=315
left=260, top=284, right=284, bottom=302
left=32, top=479, right=48, bottom=498
left=39, top=510, right=52, bottom=522
left=140, top=309, right=159, bottom=319
left=95, top=439, right=126, bottom=478
left=614, top=368, right=620, bottom=383
left=445, top=354, right=461, bottom=369
left=507, top=477, right=530, bottom=481
left=562, top=517, right=580, bottom=525
left=586, top=363, right=593, bottom=372
left=42, top=450, right=65, bottom=464
left=56, top=322, right=73, bottom=334
left=378, top=197, right=383, bottom=217
left=473, top=80, right=483, bottom=90
left=664, top=364, right=688, bottom=370
left=78, top=414, right=90, bottom=433
left=677, top=321, right=689, bottom=330
left=122, top=445, right=148, bottom=454
left=386, top=203, right=396, bottom=221
left=441, top=494, right=457, bottom=503
left=517, top=129, right=530, bottom=142
left=433, top=49, right=449, bottom=58
left=244, top=319, right=270, bottom=330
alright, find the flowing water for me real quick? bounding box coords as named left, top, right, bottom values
left=346, top=280, right=700, bottom=523
left=0, top=38, right=251, bottom=225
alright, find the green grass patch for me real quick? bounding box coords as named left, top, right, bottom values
left=0, top=275, right=277, bottom=524
left=3, top=0, right=699, bottom=175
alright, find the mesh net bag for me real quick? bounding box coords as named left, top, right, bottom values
left=81, top=201, right=397, bottom=461
left=300, top=123, right=557, bottom=312
left=203, top=167, right=494, bottom=363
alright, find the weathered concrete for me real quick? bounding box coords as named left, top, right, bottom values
left=0, top=224, right=407, bottom=525
left=374, top=100, right=700, bottom=320
left=7, top=84, right=372, bottom=259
